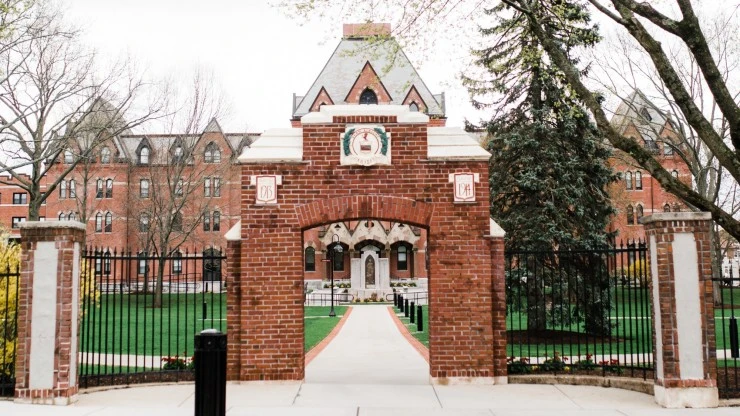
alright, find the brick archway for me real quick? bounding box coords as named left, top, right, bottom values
left=227, top=106, right=505, bottom=384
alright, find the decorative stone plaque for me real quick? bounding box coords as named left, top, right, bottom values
left=340, top=125, right=392, bottom=166
left=250, top=175, right=282, bottom=205
left=449, top=173, right=479, bottom=202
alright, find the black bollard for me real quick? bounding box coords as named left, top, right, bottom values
left=393, top=292, right=398, bottom=308
left=417, top=305, right=423, bottom=332
left=404, top=299, right=409, bottom=318
left=195, top=329, right=227, bottom=416
left=731, top=316, right=739, bottom=358
left=410, top=301, right=415, bottom=324
left=399, top=295, right=404, bottom=313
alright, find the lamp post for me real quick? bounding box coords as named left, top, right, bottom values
left=330, top=234, right=342, bottom=317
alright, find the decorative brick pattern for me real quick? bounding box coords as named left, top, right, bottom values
left=15, top=223, right=85, bottom=404
left=231, top=117, right=499, bottom=381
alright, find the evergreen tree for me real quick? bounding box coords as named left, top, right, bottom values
left=465, top=1, right=617, bottom=335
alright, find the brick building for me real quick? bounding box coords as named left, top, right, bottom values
left=607, top=90, right=693, bottom=243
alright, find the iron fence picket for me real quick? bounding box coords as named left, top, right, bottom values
left=0, top=266, right=20, bottom=397
left=714, top=269, right=740, bottom=398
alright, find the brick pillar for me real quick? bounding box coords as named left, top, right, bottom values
left=15, top=221, right=85, bottom=405
left=224, top=223, right=242, bottom=381
left=488, top=219, right=508, bottom=384
left=643, top=213, right=718, bottom=408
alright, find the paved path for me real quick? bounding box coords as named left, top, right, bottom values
left=3, top=305, right=738, bottom=415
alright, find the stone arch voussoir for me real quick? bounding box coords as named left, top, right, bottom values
left=296, top=195, right=434, bottom=230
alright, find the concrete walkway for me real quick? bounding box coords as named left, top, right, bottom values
left=2, top=305, right=737, bottom=415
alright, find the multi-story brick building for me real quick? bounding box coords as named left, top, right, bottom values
left=607, top=90, right=693, bottom=244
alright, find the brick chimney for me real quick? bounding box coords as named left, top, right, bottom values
left=343, top=23, right=392, bottom=39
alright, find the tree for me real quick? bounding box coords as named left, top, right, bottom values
left=463, top=1, right=616, bottom=334
left=281, top=0, right=740, bottom=242
left=0, top=5, right=163, bottom=220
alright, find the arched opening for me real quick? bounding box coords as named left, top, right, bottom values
left=359, top=88, right=378, bottom=105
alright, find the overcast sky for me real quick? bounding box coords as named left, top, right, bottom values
left=64, top=0, right=484, bottom=133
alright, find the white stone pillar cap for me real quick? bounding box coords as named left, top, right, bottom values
left=641, top=212, right=712, bottom=225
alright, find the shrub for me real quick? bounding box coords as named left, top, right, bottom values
left=573, top=353, right=598, bottom=371
left=539, top=352, right=568, bottom=372
left=507, top=356, right=532, bottom=374
left=0, top=228, right=20, bottom=379
left=162, top=355, right=189, bottom=371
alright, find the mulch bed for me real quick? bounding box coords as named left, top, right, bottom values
left=718, top=367, right=740, bottom=399
left=80, top=370, right=194, bottom=389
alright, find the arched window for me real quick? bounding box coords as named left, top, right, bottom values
left=671, top=170, right=679, bottom=179
left=69, top=179, right=76, bottom=198
left=635, top=171, right=643, bottom=190
left=172, top=144, right=184, bottom=164
left=96, top=179, right=103, bottom=198
left=105, top=179, right=113, bottom=198
left=397, top=245, right=408, bottom=271
left=139, top=146, right=150, bottom=165
left=626, top=205, right=634, bottom=225
left=664, top=203, right=671, bottom=212
left=409, top=102, right=419, bottom=112
left=101, top=147, right=111, bottom=163
left=104, top=212, right=112, bottom=232
left=673, top=203, right=681, bottom=212
left=640, top=107, right=652, bottom=121
left=663, top=142, right=673, bottom=156
left=58, top=212, right=65, bottom=220
left=95, top=213, right=103, bottom=232
left=172, top=250, right=182, bottom=274
left=140, top=179, right=149, bottom=198
left=172, top=212, right=182, bottom=231
left=305, top=247, right=316, bottom=272
left=103, top=251, right=111, bottom=275
left=359, top=88, right=378, bottom=105
left=140, top=214, right=150, bottom=232
left=636, top=204, right=644, bottom=222
left=625, top=171, right=633, bottom=190
left=204, top=142, right=221, bottom=164
left=212, top=211, right=220, bottom=231
left=67, top=212, right=74, bottom=220
left=330, top=243, right=345, bottom=271
left=59, top=181, right=67, bottom=199
left=64, top=150, right=73, bottom=164
left=203, top=212, right=211, bottom=231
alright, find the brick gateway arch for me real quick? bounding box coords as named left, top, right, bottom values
left=224, top=106, right=507, bottom=383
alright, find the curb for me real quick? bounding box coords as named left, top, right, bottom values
left=305, top=307, right=354, bottom=365
left=387, top=306, right=429, bottom=363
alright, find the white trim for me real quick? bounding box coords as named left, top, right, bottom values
left=300, top=104, right=429, bottom=124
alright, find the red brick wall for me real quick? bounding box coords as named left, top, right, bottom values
left=234, top=117, right=496, bottom=381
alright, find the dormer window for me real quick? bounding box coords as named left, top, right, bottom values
left=139, top=146, right=150, bottom=165
left=64, top=150, right=73, bottom=164
left=172, top=145, right=184, bottom=164
left=640, top=107, right=652, bottom=121
left=101, top=146, right=111, bottom=163
left=359, top=88, right=378, bottom=105
left=409, top=102, right=419, bottom=112
left=204, top=142, right=221, bottom=163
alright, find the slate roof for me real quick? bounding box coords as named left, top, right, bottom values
left=611, top=89, right=675, bottom=144
left=292, top=38, right=445, bottom=118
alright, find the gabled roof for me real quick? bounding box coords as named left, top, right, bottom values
left=610, top=89, right=677, bottom=143
left=292, top=37, right=444, bottom=118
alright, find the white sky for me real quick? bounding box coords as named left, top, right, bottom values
left=64, top=0, right=484, bottom=133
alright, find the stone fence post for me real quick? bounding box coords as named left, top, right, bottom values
left=15, top=221, right=85, bottom=405
left=642, top=213, right=718, bottom=408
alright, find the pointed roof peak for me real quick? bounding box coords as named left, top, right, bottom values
left=204, top=118, right=222, bottom=133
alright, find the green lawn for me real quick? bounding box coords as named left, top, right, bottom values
left=304, top=306, right=347, bottom=352
left=394, top=304, right=428, bottom=347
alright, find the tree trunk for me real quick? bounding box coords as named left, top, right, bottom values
left=710, top=226, right=723, bottom=306
left=153, top=258, right=165, bottom=308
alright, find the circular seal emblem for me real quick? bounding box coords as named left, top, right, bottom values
left=340, top=125, right=391, bottom=166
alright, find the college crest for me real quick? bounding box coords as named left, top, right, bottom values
left=340, top=125, right=391, bottom=166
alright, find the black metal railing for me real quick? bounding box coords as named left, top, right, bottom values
left=0, top=266, right=20, bottom=397
left=304, top=291, right=355, bottom=306
left=505, top=241, right=653, bottom=379
left=714, top=269, right=740, bottom=398
left=386, top=290, right=428, bottom=305
left=79, top=247, right=226, bottom=388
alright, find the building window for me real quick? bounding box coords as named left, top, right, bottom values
left=212, top=211, right=220, bottom=231
left=138, top=253, right=147, bottom=275
left=105, top=179, right=113, bottom=198
left=172, top=145, right=184, bottom=164
left=635, top=171, right=643, bottom=190
left=172, top=212, right=182, bottom=231
left=11, top=217, right=25, bottom=228
left=59, top=181, right=67, bottom=199
left=640, top=107, right=652, bottom=121
left=94, top=258, right=102, bottom=275
left=664, top=203, right=671, bottom=212
left=139, top=146, right=150, bottom=165
left=332, top=245, right=344, bottom=271
left=673, top=203, right=681, bottom=212
left=175, top=178, right=183, bottom=197
left=96, top=179, right=103, bottom=198
left=67, top=212, right=75, bottom=220
left=626, top=205, right=634, bottom=225
left=64, top=150, right=73, bottom=164
left=172, top=251, right=182, bottom=274
left=644, top=139, right=659, bottom=154
left=95, top=213, right=103, bottom=232
left=636, top=204, right=644, bottom=222
left=69, top=179, right=76, bottom=198
left=140, top=179, right=150, bottom=198
left=204, top=177, right=211, bottom=197
left=409, top=102, right=419, bottom=112
left=12, top=193, right=27, bottom=204
left=397, top=245, right=408, bottom=271
left=359, top=88, right=378, bottom=105
left=203, top=212, right=210, bottom=231
left=663, top=142, right=673, bottom=156
left=58, top=212, right=65, bottom=220
left=104, top=212, right=112, bottom=232
left=671, top=170, right=679, bottom=179
left=625, top=172, right=632, bottom=190
left=101, top=147, right=111, bottom=163
left=103, top=252, right=111, bottom=275
left=204, top=142, right=221, bottom=163
left=140, top=214, right=150, bottom=232
left=305, top=247, right=316, bottom=272
left=213, top=177, right=221, bottom=197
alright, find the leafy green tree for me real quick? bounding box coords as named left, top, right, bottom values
left=466, top=1, right=617, bottom=335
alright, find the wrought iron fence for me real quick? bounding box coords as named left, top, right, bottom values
left=714, top=269, right=740, bottom=398
left=0, top=266, right=20, bottom=397
left=505, top=242, right=654, bottom=379
left=79, top=247, right=226, bottom=388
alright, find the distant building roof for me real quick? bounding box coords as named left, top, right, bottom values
left=610, top=89, right=678, bottom=144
